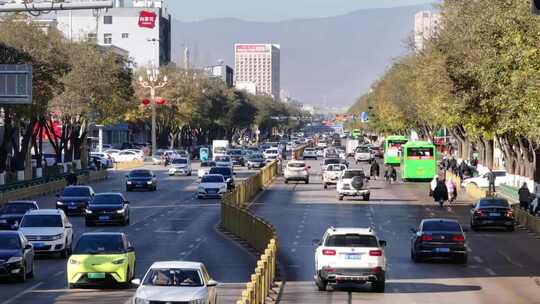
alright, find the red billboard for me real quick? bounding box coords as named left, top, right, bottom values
left=235, top=44, right=270, bottom=53
left=138, top=10, right=157, bottom=29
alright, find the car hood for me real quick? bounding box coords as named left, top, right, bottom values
left=70, top=253, right=127, bottom=266
left=58, top=196, right=91, bottom=202
left=136, top=285, right=207, bottom=302
left=200, top=182, right=226, bottom=188
left=20, top=227, right=64, bottom=236
left=88, top=204, right=124, bottom=211
left=248, top=159, right=264, bottom=163
left=0, top=249, right=20, bottom=260
left=0, top=214, right=24, bottom=220
left=171, top=164, right=188, bottom=168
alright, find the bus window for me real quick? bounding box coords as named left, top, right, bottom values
left=407, top=147, right=434, bottom=159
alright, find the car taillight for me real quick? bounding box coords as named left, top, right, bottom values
left=506, top=208, right=513, bottom=218
left=474, top=209, right=484, bottom=217
left=420, top=235, right=433, bottom=241
left=370, top=266, right=383, bottom=273
left=452, top=235, right=465, bottom=242
left=369, top=250, right=382, bottom=256
left=322, top=249, right=336, bottom=256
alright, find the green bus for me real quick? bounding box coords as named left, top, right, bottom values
left=383, top=135, right=408, bottom=165
left=401, top=141, right=437, bottom=180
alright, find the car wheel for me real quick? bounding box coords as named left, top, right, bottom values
left=285, top=179, right=289, bottom=184
left=61, top=241, right=71, bottom=258
left=363, top=194, right=370, bottom=201
left=187, top=171, right=192, bottom=176
left=126, top=215, right=131, bottom=225
left=316, top=274, right=327, bottom=291
left=456, top=254, right=468, bottom=264
left=126, top=187, right=131, bottom=192
left=17, top=264, right=27, bottom=283
left=121, top=268, right=132, bottom=289
left=507, top=225, right=515, bottom=232
left=323, top=183, right=328, bottom=189
left=338, top=195, right=344, bottom=201
left=85, top=220, right=93, bottom=227
left=372, top=280, right=385, bottom=293
left=27, top=260, right=34, bottom=278
left=68, top=283, right=77, bottom=289
left=197, top=195, right=204, bottom=200
left=413, top=252, right=422, bottom=263
left=305, top=178, right=309, bottom=184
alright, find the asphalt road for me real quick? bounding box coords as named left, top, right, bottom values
left=0, top=163, right=257, bottom=304
left=252, top=158, right=540, bottom=304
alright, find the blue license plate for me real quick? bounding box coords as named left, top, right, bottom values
left=33, top=243, right=46, bottom=248
left=344, top=254, right=361, bottom=260
left=435, top=248, right=450, bottom=253
left=99, top=216, right=110, bottom=220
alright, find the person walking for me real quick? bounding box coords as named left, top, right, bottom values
left=518, top=183, right=531, bottom=211
left=486, top=169, right=496, bottom=195
left=66, top=170, right=78, bottom=186
left=433, top=178, right=449, bottom=206
left=446, top=179, right=457, bottom=203
left=370, top=160, right=380, bottom=180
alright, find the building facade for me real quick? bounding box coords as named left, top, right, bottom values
left=414, top=11, right=440, bottom=51
left=52, top=0, right=171, bottom=68
left=204, top=63, right=234, bottom=87
left=234, top=43, right=280, bottom=99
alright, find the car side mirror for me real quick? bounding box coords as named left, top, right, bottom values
left=124, top=201, right=130, bottom=204
left=207, top=279, right=218, bottom=287
left=312, top=239, right=321, bottom=246
left=378, top=240, right=387, bottom=247
left=131, top=278, right=141, bottom=286
left=410, top=228, right=417, bottom=233
left=24, top=244, right=32, bottom=250
left=126, top=246, right=135, bottom=252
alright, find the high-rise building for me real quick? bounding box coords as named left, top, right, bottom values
left=414, top=11, right=440, bottom=51
left=234, top=43, right=280, bottom=99
left=204, top=62, right=234, bottom=87
left=50, top=0, right=171, bottom=68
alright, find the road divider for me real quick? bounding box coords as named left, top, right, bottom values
left=221, top=160, right=279, bottom=303
left=113, top=160, right=144, bottom=170
left=291, top=145, right=306, bottom=160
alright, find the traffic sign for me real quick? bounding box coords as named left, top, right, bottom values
left=0, top=64, right=32, bottom=105
left=360, top=112, right=369, bottom=122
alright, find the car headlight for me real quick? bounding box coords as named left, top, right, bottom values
left=117, top=208, right=125, bottom=214
left=56, top=201, right=64, bottom=205
left=7, top=256, right=23, bottom=264
left=51, top=233, right=64, bottom=240
left=226, top=178, right=232, bottom=182
left=85, top=209, right=93, bottom=214
left=127, top=181, right=132, bottom=185
left=134, top=298, right=149, bottom=304
left=69, top=259, right=81, bottom=265
left=146, top=181, right=153, bottom=184
left=111, top=258, right=126, bottom=265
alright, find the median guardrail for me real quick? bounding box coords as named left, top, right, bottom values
left=113, top=160, right=144, bottom=170
left=221, top=160, right=279, bottom=304
left=291, top=145, right=306, bottom=160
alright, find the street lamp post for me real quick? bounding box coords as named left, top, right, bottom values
left=138, top=68, right=167, bottom=155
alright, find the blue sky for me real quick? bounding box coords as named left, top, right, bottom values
left=166, top=0, right=437, bottom=22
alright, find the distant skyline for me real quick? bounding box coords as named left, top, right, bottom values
left=166, top=0, right=437, bottom=22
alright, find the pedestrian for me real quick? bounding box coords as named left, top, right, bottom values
left=433, top=178, right=449, bottom=206
left=486, top=169, right=496, bottom=194
left=446, top=179, right=457, bottom=203
left=430, top=175, right=438, bottom=197
left=384, top=165, right=392, bottom=183
left=66, top=169, right=78, bottom=186
left=518, top=183, right=531, bottom=211
left=93, top=157, right=101, bottom=170
left=164, top=154, right=170, bottom=167
left=370, top=160, right=380, bottom=180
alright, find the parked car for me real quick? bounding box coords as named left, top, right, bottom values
left=198, top=161, right=216, bottom=178
left=126, top=169, right=157, bottom=192
left=131, top=261, right=218, bottom=304
left=461, top=170, right=507, bottom=188
left=337, top=169, right=370, bottom=201
left=246, top=154, right=266, bottom=169
left=67, top=232, right=136, bottom=288
left=104, top=149, right=121, bottom=159
left=322, top=164, right=347, bottom=189
left=302, top=148, right=318, bottom=160
left=0, top=231, right=35, bottom=282
left=314, top=227, right=386, bottom=292
left=209, top=166, right=235, bottom=190
left=151, top=150, right=165, bottom=165
left=284, top=161, right=310, bottom=184
left=19, top=209, right=73, bottom=258
left=0, top=201, right=39, bottom=230
left=90, top=152, right=113, bottom=168
left=114, top=150, right=142, bottom=163
left=85, top=193, right=130, bottom=226
left=168, top=158, right=192, bottom=176
left=197, top=174, right=228, bottom=199
left=56, top=186, right=95, bottom=215
left=470, top=197, right=515, bottom=231
left=410, top=218, right=467, bottom=264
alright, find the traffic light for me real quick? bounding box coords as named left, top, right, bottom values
left=533, top=0, right=540, bottom=15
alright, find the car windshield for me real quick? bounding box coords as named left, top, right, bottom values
left=479, top=199, right=509, bottom=208
left=249, top=155, right=264, bottom=160
left=210, top=167, right=231, bottom=176
left=62, top=187, right=91, bottom=197
left=288, top=163, right=306, bottom=168
left=91, top=194, right=123, bottom=205
left=214, top=147, right=227, bottom=153
left=143, top=268, right=203, bottom=287
left=172, top=158, right=188, bottom=164
left=266, top=149, right=278, bottom=154
left=327, top=165, right=344, bottom=172
left=202, top=175, right=224, bottom=183
left=1, top=203, right=36, bottom=214
left=215, top=156, right=230, bottom=161
left=73, top=235, right=125, bottom=254
left=422, top=221, right=462, bottom=232
left=200, top=161, right=216, bottom=167
left=356, top=146, right=370, bottom=153
left=129, top=170, right=152, bottom=177
left=342, top=170, right=364, bottom=179
left=21, top=214, right=62, bottom=228
left=0, top=234, right=21, bottom=249
left=228, top=150, right=242, bottom=155
left=325, top=234, right=378, bottom=247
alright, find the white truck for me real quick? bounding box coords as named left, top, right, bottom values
left=345, top=139, right=359, bottom=157
left=212, top=140, right=229, bottom=161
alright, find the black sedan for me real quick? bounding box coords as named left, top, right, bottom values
left=410, top=219, right=468, bottom=264
left=209, top=166, right=235, bottom=190
left=85, top=193, right=130, bottom=226
left=126, top=169, right=157, bottom=192
left=0, top=201, right=39, bottom=230
left=56, top=186, right=95, bottom=215
left=227, top=149, right=246, bottom=166
left=0, top=231, right=34, bottom=282
left=470, top=197, right=515, bottom=231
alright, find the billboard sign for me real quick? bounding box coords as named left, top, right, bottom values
left=360, top=112, right=369, bottom=122
left=138, top=10, right=157, bottom=29
left=235, top=44, right=270, bottom=53
left=0, top=64, right=32, bottom=105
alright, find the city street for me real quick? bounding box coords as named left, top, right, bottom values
left=253, top=159, right=540, bottom=304
left=0, top=163, right=257, bottom=304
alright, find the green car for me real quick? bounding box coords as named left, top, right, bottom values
left=67, top=232, right=136, bottom=288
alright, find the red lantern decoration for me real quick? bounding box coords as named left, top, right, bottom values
left=156, top=97, right=167, bottom=105
left=142, top=98, right=151, bottom=106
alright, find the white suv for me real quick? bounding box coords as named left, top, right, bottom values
left=337, top=169, right=370, bottom=201
left=19, top=209, right=73, bottom=258
left=314, top=227, right=387, bottom=292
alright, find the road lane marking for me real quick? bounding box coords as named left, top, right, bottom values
left=53, top=270, right=64, bottom=277
left=1, top=282, right=43, bottom=304
left=473, top=256, right=483, bottom=263
left=497, top=249, right=524, bottom=268
left=486, top=268, right=496, bottom=276
left=155, top=229, right=185, bottom=234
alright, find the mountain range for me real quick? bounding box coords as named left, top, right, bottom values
left=171, top=4, right=434, bottom=108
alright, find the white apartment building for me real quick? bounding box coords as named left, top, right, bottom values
left=234, top=43, right=280, bottom=100
left=414, top=11, right=440, bottom=51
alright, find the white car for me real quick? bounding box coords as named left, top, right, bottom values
left=323, top=148, right=339, bottom=159
left=114, top=151, right=142, bottom=162
left=317, top=142, right=327, bottom=148
left=125, top=149, right=144, bottom=158
left=168, top=158, right=192, bottom=176
left=132, top=261, right=218, bottom=304
left=263, top=148, right=280, bottom=160
left=337, top=169, right=370, bottom=201
left=19, top=209, right=73, bottom=258
left=197, top=174, right=228, bottom=199
left=322, top=164, right=347, bottom=189
left=104, top=149, right=121, bottom=159
left=336, top=148, right=347, bottom=160
left=175, top=150, right=190, bottom=159
left=354, top=146, right=373, bottom=163
left=90, top=152, right=113, bottom=168
left=284, top=161, right=310, bottom=184
left=198, top=161, right=216, bottom=178
left=302, top=148, right=318, bottom=160
left=461, top=170, right=507, bottom=188
left=214, top=155, right=233, bottom=168
left=314, top=227, right=387, bottom=292
left=316, top=148, right=324, bottom=158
